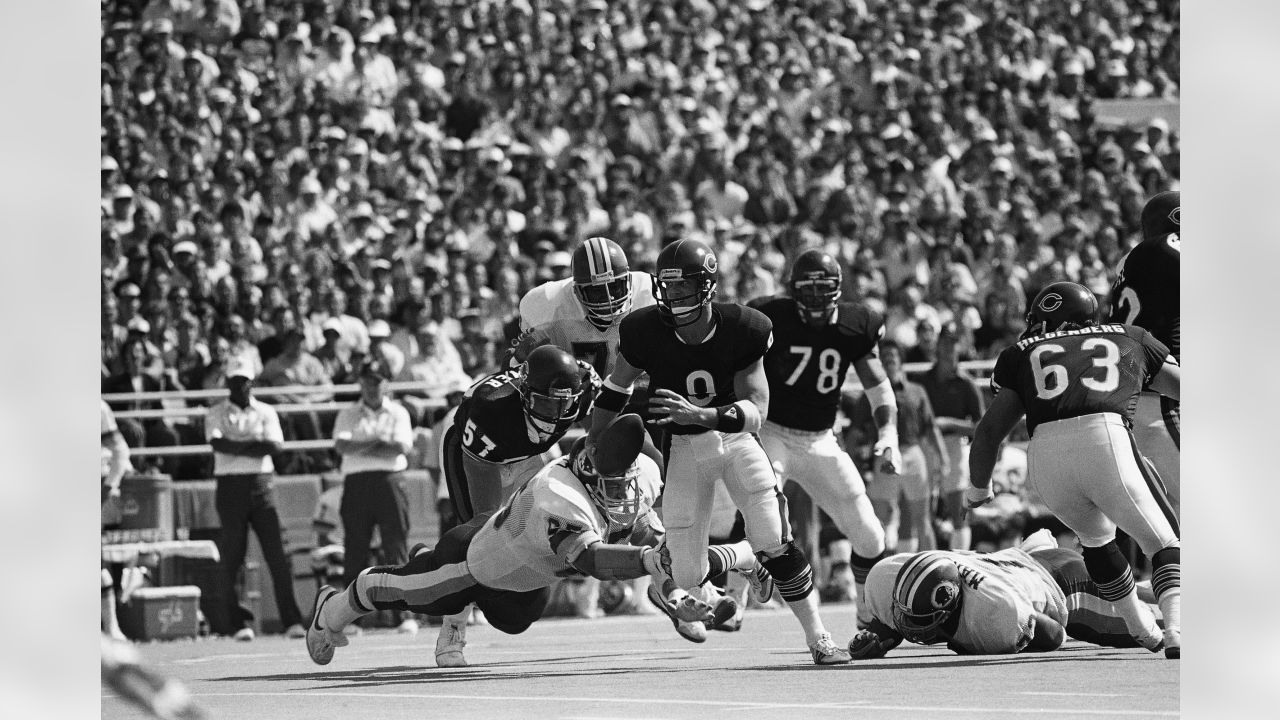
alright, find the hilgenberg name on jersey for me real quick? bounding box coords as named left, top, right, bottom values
left=465, top=454, right=663, bottom=592
left=618, top=303, right=772, bottom=435
left=1107, top=234, right=1180, bottom=359
left=750, top=296, right=884, bottom=431
left=995, top=324, right=1170, bottom=434
left=454, top=370, right=562, bottom=463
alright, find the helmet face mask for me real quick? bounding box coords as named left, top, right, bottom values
left=789, top=249, right=843, bottom=327
left=572, top=237, right=633, bottom=330
left=571, top=448, right=642, bottom=527
left=653, top=240, right=718, bottom=328
left=892, top=552, right=964, bottom=644
left=517, top=346, right=584, bottom=436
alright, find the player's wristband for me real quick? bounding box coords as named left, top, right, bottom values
left=596, top=378, right=633, bottom=413
left=875, top=426, right=899, bottom=451
left=865, top=377, right=896, bottom=415
left=714, top=401, right=762, bottom=434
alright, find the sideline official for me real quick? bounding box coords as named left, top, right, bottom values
left=206, top=359, right=305, bottom=640
left=331, top=358, right=415, bottom=634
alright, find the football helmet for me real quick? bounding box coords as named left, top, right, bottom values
left=516, top=345, right=585, bottom=436
left=1024, top=281, right=1098, bottom=337
left=1139, top=190, right=1179, bottom=242
left=789, top=249, right=842, bottom=326
left=572, top=236, right=633, bottom=330
left=891, top=552, right=963, bottom=644
left=569, top=413, right=645, bottom=527
left=652, top=239, right=718, bottom=327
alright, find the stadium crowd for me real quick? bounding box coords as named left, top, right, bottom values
left=100, top=0, right=1178, bottom=476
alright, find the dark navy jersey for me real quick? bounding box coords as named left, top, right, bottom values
left=619, top=303, right=772, bottom=435
left=452, top=370, right=564, bottom=464
left=1107, top=234, right=1179, bottom=360
left=748, top=296, right=884, bottom=431
left=992, top=324, right=1172, bottom=435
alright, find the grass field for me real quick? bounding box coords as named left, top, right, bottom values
left=102, top=603, right=1179, bottom=720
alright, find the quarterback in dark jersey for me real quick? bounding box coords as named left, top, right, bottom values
left=588, top=239, right=850, bottom=665
left=749, top=249, right=900, bottom=627
left=1107, top=190, right=1180, bottom=512
left=965, top=282, right=1182, bottom=659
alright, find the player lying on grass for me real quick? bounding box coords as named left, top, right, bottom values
left=305, top=414, right=764, bottom=667
left=847, top=529, right=1167, bottom=657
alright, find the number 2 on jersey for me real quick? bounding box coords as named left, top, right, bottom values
left=784, top=346, right=841, bottom=393
left=1030, top=338, right=1121, bottom=400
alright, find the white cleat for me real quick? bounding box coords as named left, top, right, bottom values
left=647, top=582, right=708, bottom=643
left=305, top=586, right=348, bottom=666
left=435, top=619, right=468, bottom=667
left=1018, top=529, right=1059, bottom=553
left=809, top=632, right=852, bottom=665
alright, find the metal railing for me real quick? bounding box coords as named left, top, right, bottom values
left=104, top=360, right=995, bottom=457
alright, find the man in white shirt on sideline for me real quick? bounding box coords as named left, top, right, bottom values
left=330, top=358, right=418, bottom=634
left=205, top=359, right=305, bottom=641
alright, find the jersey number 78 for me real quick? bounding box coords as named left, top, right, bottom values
left=784, top=346, right=842, bottom=393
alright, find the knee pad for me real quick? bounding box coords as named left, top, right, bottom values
left=757, top=542, right=814, bottom=602
left=1081, top=542, right=1135, bottom=602
left=1151, top=545, right=1181, bottom=599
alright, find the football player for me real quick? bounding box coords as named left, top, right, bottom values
left=513, top=235, right=656, bottom=376
left=846, top=530, right=1166, bottom=658
left=305, top=415, right=761, bottom=667
left=437, top=345, right=596, bottom=631
left=508, top=236, right=661, bottom=616
left=1107, top=190, right=1180, bottom=514
left=589, top=239, right=851, bottom=664
left=965, top=281, right=1181, bottom=658
left=748, top=249, right=899, bottom=628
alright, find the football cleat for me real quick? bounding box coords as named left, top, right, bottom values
left=706, top=593, right=741, bottom=632
left=1018, top=529, right=1058, bottom=554
left=1162, top=629, right=1180, bottom=660
left=435, top=619, right=469, bottom=667
left=809, top=632, right=853, bottom=665
left=306, top=586, right=348, bottom=666
left=233, top=627, right=255, bottom=642
left=743, top=565, right=776, bottom=605
left=647, top=581, right=709, bottom=643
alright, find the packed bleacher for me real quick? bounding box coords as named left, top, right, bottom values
left=101, top=0, right=1179, bottom=638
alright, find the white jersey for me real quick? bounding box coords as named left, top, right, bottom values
left=865, top=548, right=1068, bottom=654
left=514, top=271, right=655, bottom=376
left=466, top=453, right=663, bottom=592
left=518, top=271, right=655, bottom=330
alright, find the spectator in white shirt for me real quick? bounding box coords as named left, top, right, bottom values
left=330, top=358, right=418, bottom=635
left=204, top=359, right=304, bottom=641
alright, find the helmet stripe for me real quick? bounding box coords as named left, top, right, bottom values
left=584, top=237, right=613, bottom=280
left=896, top=552, right=951, bottom=605
left=594, top=238, right=612, bottom=276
